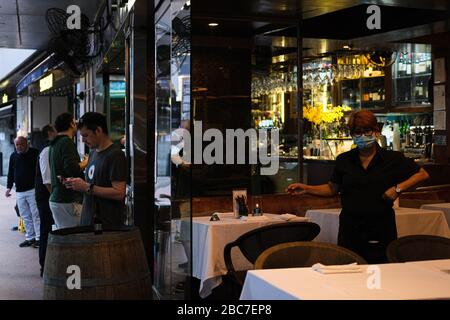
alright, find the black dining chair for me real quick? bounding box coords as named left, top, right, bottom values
left=386, top=235, right=450, bottom=263
left=222, top=221, right=320, bottom=299
left=254, top=241, right=367, bottom=270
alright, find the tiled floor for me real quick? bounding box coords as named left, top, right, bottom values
left=0, top=185, right=43, bottom=300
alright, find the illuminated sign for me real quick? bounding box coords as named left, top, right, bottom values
left=2, top=94, right=7, bottom=103
left=39, top=74, right=53, bottom=92
left=110, top=81, right=126, bottom=98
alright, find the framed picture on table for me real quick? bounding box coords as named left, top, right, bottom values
left=232, top=189, right=247, bottom=218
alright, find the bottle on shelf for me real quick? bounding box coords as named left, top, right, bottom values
left=392, top=122, right=401, bottom=151
left=426, top=54, right=432, bottom=73
left=399, top=52, right=408, bottom=77
left=417, top=127, right=423, bottom=147
left=406, top=53, right=412, bottom=75
left=94, top=200, right=103, bottom=235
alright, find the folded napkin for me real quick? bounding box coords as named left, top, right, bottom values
left=311, top=263, right=363, bottom=274
left=215, top=212, right=234, bottom=219
left=274, top=214, right=309, bottom=222
left=239, top=215, right=270, bottom=221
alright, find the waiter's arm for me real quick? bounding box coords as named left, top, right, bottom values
left=286, top=182, right=338, bottom=197
left=396, top=168, right=430, bottom=192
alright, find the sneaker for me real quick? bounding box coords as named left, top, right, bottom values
left=19, top=240, right=34, bottom=247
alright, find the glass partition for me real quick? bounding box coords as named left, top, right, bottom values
left=154, top=0, right=191, bottom=299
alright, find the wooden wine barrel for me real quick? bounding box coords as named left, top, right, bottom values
left=43, top=226, right=152, bottom=300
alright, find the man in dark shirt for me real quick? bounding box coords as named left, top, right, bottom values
left=287, top=110, right=430, bottom=263
left=35, top=124, right=56, bottom=276
left=64, top=112, right=127, bottom=228
left=6, top=136, right=41, bottom=247
left=49, top=113, right=88, bottom=229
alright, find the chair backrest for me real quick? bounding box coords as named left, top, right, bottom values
left=386, top=235, right=450, bottom=263
left=224, top=222, right=320, bottom=272
left=254, top=241, right=367, bottom=269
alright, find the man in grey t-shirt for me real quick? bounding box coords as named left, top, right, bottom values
left=64, top=112, right=127, bottom=227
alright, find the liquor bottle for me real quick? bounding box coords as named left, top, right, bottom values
left=392, top=123, right=401, bottom=151
left=398, top=53, right=405, bottom=77
left=426, top=54, right=432, bottom=73
left=406, top=54, right=412, bottom=75
left=94, top=207, right=103, bottom=235
left=405, top=124, right=411, bottom=146
left=417, top=127, right=423, bottom=146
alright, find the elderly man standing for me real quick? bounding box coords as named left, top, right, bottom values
left=6, top=136, right=41, bottom=247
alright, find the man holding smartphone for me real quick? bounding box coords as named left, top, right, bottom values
left=64, top=112, right=127, bottom=228
left=48, top=113, right=88, bottom=229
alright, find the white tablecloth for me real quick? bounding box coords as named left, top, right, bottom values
left=191, top=213, right=307, bottom=298
left=305, top=207, right=450, bottom=244
left=240, top=259, right=450, bottom=300
left=420, top=203, right=450, bottom=228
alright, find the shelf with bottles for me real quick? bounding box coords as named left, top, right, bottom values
left=362, top=76, right=385, bottom=107
left=375, top=112, right=433, bottom=155
left=251, top=109, right=279, bottom=129
left=339, top=78, right=360, bottom=110
left=392, top=52, right=432, bottom=107
left=395, top=73, right=432, bottom=80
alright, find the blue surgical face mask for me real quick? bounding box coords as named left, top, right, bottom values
left=353, top=135, right=377, bottom=150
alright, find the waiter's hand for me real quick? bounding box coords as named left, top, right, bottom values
left=382, top=186, right=398, bottom=201
left=64, top=177, right=89, bottom=193
left=286, top=183, right=309, bottom=195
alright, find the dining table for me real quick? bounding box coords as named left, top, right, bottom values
left=240, top=259, right=450, bottom=300
left=305, top=207, right=450, bottom=244
left=190, top=212, right=308, bottom=298
left=420, top=202, right=450, bottom=228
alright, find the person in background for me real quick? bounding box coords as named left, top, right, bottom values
left=287, top=110, right=430, bottom=263
left=35, top=124, right=57, bottom=276
left=64, top=112, right=127, bottom=228
left=49, top=113, right=88, bottom=229
left=119, top=135, right=126, bottom=150
left=6, top=136, right=40, bottom=248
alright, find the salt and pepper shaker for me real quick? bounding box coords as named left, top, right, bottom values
left=253, top=203, right=262, bottom=216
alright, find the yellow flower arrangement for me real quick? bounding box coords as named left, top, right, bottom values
left=303, top=103, right=351, bottom=125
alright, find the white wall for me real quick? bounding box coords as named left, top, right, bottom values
left=32, top=96, right=51, bottom=130
left=51, top=96, right=68, bottom=123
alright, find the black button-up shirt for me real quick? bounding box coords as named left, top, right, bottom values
left=330, top=146, right=420, bottom=248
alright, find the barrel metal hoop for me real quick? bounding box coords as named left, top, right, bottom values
left=43, top=272, right=151, bottom=288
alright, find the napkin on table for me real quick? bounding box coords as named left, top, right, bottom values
left=239, top=215, right=270, bottom=221
left=213, top=212, right=234, bottom=219
left=274, top=214, right=309, bottom=222
left=311, top=263, right=364, bottom=274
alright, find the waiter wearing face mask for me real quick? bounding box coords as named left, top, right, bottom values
left=287, top=110, right=430, bottom=263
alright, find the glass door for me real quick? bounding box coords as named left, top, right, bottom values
left=154, top=0, right=191, bottom=300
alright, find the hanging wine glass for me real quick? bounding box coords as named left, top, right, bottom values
left=313, top=72, right=321, bottom=85
left=322, top=73, right=330, bottom=87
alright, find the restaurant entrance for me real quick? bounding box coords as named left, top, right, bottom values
left=147, top=0, right=450, bottom=300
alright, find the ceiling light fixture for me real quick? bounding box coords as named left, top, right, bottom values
left=208, top=22, right=219, bottom=27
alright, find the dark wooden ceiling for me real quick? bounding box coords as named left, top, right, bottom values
left=191, top=0, right=450, bottom=54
